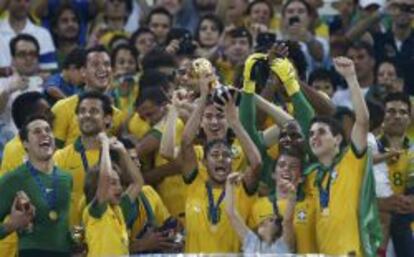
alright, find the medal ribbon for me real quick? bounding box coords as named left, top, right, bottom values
left=315, top=166, right=334, bottom=209
left=206, top=182, right=226, bottom=225
left=75, top=137, right=102, bottom=172
left=26, top=162, right=58, bottom=212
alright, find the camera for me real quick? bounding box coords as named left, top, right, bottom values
left=256, top=32, right=277, bottom=52
left=167, top=28, right=196, bottom=55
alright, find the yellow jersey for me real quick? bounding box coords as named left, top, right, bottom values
left=184, top=169, right=256, bottom=253
left=377, top=136, right=414, bottom=194
left=153, top=119, right=186, bottom=219
left=127, top=113, right=151, bottom=140
left=52, top=94, right=124, bottom=147
left=307, top=146, right=367, bottom=256
left=0, top=136, right=25, bottom=175
left=83, top=197, right=131, bottom=257
left=129, top=186, right=171, bottom=239
left=53, top=138, right=101, bottom=226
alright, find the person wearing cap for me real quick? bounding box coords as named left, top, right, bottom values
left=214, top=27, right=253, bottom=85
left=373, top=0, right=414, bottom=95
left=43, top=48, right=85, bottom=105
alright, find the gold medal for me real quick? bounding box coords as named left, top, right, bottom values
left=49, top=210, right=58, bottom=221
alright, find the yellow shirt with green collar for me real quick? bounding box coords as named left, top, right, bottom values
left=183, top=169, right=257, bottom=253
left=377, top=136, right=414, bottom=194
left=306, top=144, right=367, bottom=256
left=52, top=94, right=124, bottom=147
left=53, top=138, right=101, bottom=226
left=129, top=186, right=171, bottom=239
left=83, top=195, right=132, bottom=257
left=0, top=136, right=26, bottom=175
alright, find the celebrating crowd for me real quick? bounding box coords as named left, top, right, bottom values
left=0, top=0, right=413, bottom=257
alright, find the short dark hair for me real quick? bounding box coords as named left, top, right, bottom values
left=135, top=86, right=169, bottom=107
left=384, top=92, right=412, bottom=115
left=76, top=91, right=113, bottom=116
left=85, top=45, right=110, bottom=65
left=110, top=44, right=138, bottom=71
left=229, top=27, right=253, bottom=46
left=282, top=0, right=312, bottom=16
left=309, top=116, right=346, bottom=149
left=375, top=59, right=401, bottom=80
left=346, top=41, right=375, bottom=58
left=141, top=49, right=177, bottom=71
left=12, top=92, right=49, bottom=130
left=278, top=145, right=306, bottom=168
left=203, top=138, right=232, bottom=157
left=195, top=14, right=224, bottom=45
left=139, top=69, right=171, bottom=90
left=146, top=7, right=173, bottom=26
left=19, top=114, right=52, bottom=142
left=247, top=0, right=274, bottom=19
left=130, top=27, right=155, bottom=53
left=62, top=47, right=86, bottom=69
left=308, top=68, right=334, bottom=86
left=10, top=34, right=40, bottom=57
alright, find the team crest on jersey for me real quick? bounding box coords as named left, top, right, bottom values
left=331, top=169, right=339, bottom=183
left=296, top=209, right=307, bottom=222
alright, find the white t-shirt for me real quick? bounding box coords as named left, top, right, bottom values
left=243, top=231, right=291, bottom=255
left=0, top=18, right=57, bottom=70
left=332, top=87, right=370, bottom=110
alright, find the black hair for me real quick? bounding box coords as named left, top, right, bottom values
left=309, top=116, right=346, bottom=149
left=76, top=91, right=114, bottom=116
left=19, top=114, right=51, bottom=142
left=50, top=4, right=80, bottom=39
left=384, top=92, right=412, bottom=115
left=10, top=34, right=40, bottom=57
left=284, top=40, right=308, bottom=81
left=367, top=100, right=384, bottom=132
left=135, top=86, right=169, bottom=107
left=278, top=145, right=306, bottom=169
left=282, top=0, right=312, bottom=16
left=146, top=7, right=173, bottom=26
left=374, top=59, right=401, bottom=81
left=195, top=14, right=224, bottom=46
left=62, top=47, right=86, bottom=69
left=130, top=27, right=156, bottom=54
left=203, top=138, right=232, bottom=157
left=247, top=0, right=274, bottom=20
left=85, top=45, right=110, bottom=65
left=345, top=41, right=375, bottom=58
left=12, top=92, right=49, bottom=130
left=228, top=27, right=253, bottom=46
left=110, top=43, right=139, bottom=71
left=141, top=49, right=177, bottom=71
left=139, top=69, right=172, bottom=91
left=308, top=68, right=334, bottom=87
left=118, top=137, right=136, bottom=149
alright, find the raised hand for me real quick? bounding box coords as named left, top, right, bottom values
left=333, top=57, right=357, bottom=80
left=97, top=132, right=110, bottom=146
left=268, top=41, right=289, bottom=61
left=109, top=137, right=127, bottom=153
left=198, top=73, right=215, bottom=97
left=269, top=58, right=300, bottom=96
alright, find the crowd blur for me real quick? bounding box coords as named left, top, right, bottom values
left=0, top=0, right=413, bottom=257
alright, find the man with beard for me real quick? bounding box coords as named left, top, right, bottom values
left=50, top=4, right=82, bottom=67
left=52, top=46, right=124, bottom=148
left=53, top=91, right=114, bottom=227
left=373, top=0, right=414, bottom=95
left=375, top=93, right=414, bottom=257
left=0, top=115, right=72, bottom=257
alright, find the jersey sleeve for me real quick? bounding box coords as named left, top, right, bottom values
left=0, top=174, right=17, bottom=239
left=52, top=100, right=70, bottom=147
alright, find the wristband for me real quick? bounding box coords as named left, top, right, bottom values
left=243, top=80, right=256, bottom=94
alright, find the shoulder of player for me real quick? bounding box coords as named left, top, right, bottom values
left=52, top=95, right=79, bottom=112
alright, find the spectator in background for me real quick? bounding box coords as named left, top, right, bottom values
left=0, top=34, right=45, bottom=159
left=50, top=4, right=81, bottom=67
left=216, top=27, right=253, bottom=85
left=333, top=41, right=376, bottom=110
left=195, top=14, right=224, bottom=59
left=130, top=27, right=157, bottom=67
left=147, top=7, right=173, bottom=45
left=0, top=0, right=57, bottom=71
left=280, top=0, right=329, bottom=72
left=43, top=48, right=85, bottom=105
left=373, top=0, right=414, bottom=95
left=308, top=68, right=336, bottom=98
left=141, top=49, right=178, bottom=78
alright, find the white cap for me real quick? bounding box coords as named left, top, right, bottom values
left=359, top=0, right=385, bottom=9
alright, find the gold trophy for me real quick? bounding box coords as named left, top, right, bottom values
left=190, top=58, right=218, bottom=89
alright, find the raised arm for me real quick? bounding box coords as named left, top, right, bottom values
left=225, top=173, right=250, bottom=241
left=159, top=104, right=179, bottom=161
left=110, top=138, right=144, bottom=200
left=333, top=57, right=369, bottom=153
left=178, top=74, right=213, bottom=177
left=96, top=133, right=114, bottom=203
left=280, top=179, right=297, bottom=252
left=222, top=91, right=262, bottom=192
